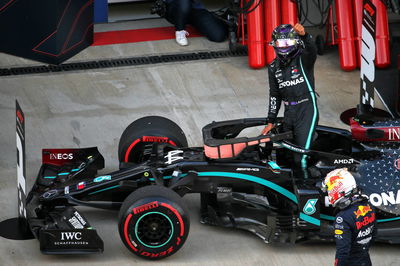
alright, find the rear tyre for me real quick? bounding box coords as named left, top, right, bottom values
left=118, top=186, right=190, bottom=260
left=118, top=116, right=187, bottom=164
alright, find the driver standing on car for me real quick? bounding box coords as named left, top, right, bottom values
left=323, top=168, right=376, bottom=266
left=262, top=23, right=318, bottom=173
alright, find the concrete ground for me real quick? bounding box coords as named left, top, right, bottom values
left=0, top=19, right=399, bottom=265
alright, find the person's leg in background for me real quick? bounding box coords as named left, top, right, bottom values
left=165, top=0, right=192, bottom=45
left=189, top=8, right=228, bottom=42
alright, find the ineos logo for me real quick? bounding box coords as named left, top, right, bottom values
left=61, top=232, right=82, bottom=241
left=50, top=153, right=73, bottom=160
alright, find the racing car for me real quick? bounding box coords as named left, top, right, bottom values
left=25, top=114, right=400, bottom=260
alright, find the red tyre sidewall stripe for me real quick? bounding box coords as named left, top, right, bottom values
left=124, top=213, right=138, bottom=252
left=160, top=202, right=184, bottom=237
left=124, top=138, right=141, bottom=163
left=168, top=140, right=177, bottom=146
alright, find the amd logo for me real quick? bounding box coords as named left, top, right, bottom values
left=50, top=153, right=73, bottom=160
left=61, top=232, right=82, bottom=241
left=334, top=159, right=354, bottom=164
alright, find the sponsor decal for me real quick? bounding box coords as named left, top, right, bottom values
left=93, top=175, right=112, bottom=183
left=133, top=201, right=159, bottom=214
left=303, top=199, right=318, bottom=215
left=275, top=70, right=283, bottom=78
left=354, top=205, right=372, bottom=218
left=217, top=187, right=232, bottom=193
left=357, top=225, right=374, bottom=238
left=55, top=231, right=89, bottom=245
left=395, top=158, right=400, bottom=170
left=142, top=136, right=169, bottom=143
left=61, top=232, right=82, bottom=240
left=357, top=236, right=372, bottom=245
left=369, top=190, right=400, bottom=206
left=42, top=189, right=58, bottom=199
left=389, top=128, right=400, bottom=141
left=64, top=186, right=69, bottom=194
left=334, top=159, right=354, bottom=164
left=334, top=224, right=344, bottom=229
left=236, top=168, right=260, bottom=172
left=280, top=142, right=305, bottom=153
left=336, top=216, right=343, bottom=224
left=77, top=182, right=86, bottom=190
left=74, top=211, right=87, bottom=226
left=335, top=229, right=343, bottom=235
left=270, top=97, right=277, bottom=113
left=291, top=68, right=300, bottom=79
left=49, top=153, right=73, bottom=160
left=164, top=150, right=184, bottom=164
left=356, top=213, right=375, bottom=230
left=68, top=216, right=84, bottom=229
left=278, top=77, right=305, bottom=89
left=140, top=246, right=174, bottom=258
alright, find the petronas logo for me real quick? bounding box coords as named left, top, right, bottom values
left=303, top=199, right=318, bottom=215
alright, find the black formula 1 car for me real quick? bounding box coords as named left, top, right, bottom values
left=25, top=115, right=400, bottom=260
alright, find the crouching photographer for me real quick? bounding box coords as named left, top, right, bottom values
left=151, top=0, right=228, bottom=46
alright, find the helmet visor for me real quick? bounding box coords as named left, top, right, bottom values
left=274, top=39, right=297, bottom=48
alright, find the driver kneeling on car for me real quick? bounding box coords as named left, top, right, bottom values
left=323, top=168, right=376, bottom=266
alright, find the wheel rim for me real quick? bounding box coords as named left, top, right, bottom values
left=124, top=137, right=177, bottom=163
left=134, top=211, right=174, bottom=248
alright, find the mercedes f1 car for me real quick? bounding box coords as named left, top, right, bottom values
left=25, top=114, right=400, bottom=260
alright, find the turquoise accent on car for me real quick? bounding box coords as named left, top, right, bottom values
left=134, top=211, right=174, bottom=248
left=43, top=176, right=57, bottom=179
left=93, top=175, right=112, bottom=182
left=320, top=214, right=335, bottom=221
left=71, top=168, right=80, bottom=172
left=149, top=173, right=188, bottom=181
left=299, top=58, right=318, bottom=169
left=377, top=217, right=400, bottom=223
left=88, top=185, right=120, bottom=195
left=299, top=212, right=320, bottom=226
left=58, top=172, right=70, bottom=176
left=320, top=214, right=400, bottom=223
left=268, top=161, right=281, bottom=170
left=197, top=172, right=298, bottom=203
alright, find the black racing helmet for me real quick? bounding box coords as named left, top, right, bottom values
left=270, top=24, right=303, bottom=61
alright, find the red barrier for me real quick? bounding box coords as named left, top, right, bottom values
left=281, top=0, right=298, bottom=26
left=335, top=0, right=357, bottom=71
left=264, top=0, right=280, bottom=65
left=372, top=0, right=390, bottom=68
left=246, top=0, right=265, bottom=69
left=353, top=0, right=364, bottom=68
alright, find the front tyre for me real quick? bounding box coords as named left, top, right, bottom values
left=118, top=186, right=190, bottom=260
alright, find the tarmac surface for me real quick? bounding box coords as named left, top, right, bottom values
left=0, top=19, right=399, bottom=265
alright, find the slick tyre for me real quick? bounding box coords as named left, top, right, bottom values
left=118, top=185, right=190, bottom=260
left=118, top=116, right=187, bottom=163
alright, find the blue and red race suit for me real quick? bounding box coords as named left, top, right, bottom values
left=334, top=199, right=376, bottom=266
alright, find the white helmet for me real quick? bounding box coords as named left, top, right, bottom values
left=322, top=168, right=357, bottom=207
